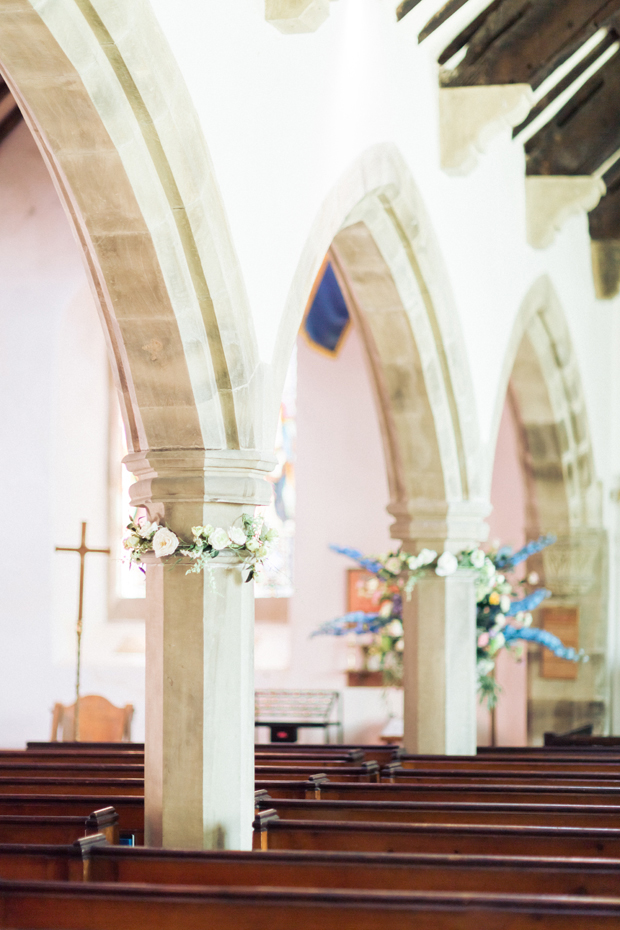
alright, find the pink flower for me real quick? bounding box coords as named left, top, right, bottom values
left=478, top=632, right=490, bottom=648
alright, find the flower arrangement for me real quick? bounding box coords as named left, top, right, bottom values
left=313, top=538, right=588, bottom=706
left=123, top=513, right=277, bottom=582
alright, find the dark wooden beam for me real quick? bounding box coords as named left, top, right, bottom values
left=513, top=29, right=618, bottom=137
left=525, top=50, right=620, bottom=176
left=442, top=0, right=620, bottom=90
left=589, top=163, right=620, bottom=240
left=418, top=0, right=473, bottom=42
left=437, top=1, right=503, bottom=67
left=396, top=0, right=423, bottom=22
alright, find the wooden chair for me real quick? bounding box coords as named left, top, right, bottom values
left=50, top=696, right=133, bottom=743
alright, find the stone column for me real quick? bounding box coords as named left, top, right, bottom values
left=125, top=449, right=275, bottom=850
left=394, top=500, right=489, bottom=756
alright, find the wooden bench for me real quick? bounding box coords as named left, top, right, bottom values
left=3, top=878, right=620, bottom=929
left=0, top=809, right=117, bottom=846
left=0, top=777, right=144, bottom=796
left=398, top=757, right=620, bottom=773
left=255, top=763, right=379, bottom=782
left=255, top=778, right=620, bottom=806
left=253, top=811, right=620, bottom=858
left=384, top=766, right=620, bottom=786
left=0, top=797, right=142, bottom=843
left=255, top=796, right=620, bottom=829
left=7, top=840, right=620, bottom=899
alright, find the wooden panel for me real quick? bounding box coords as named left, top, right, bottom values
left=541, top=606, right=579, bottom=680
left=442, top=0, right=620, bottom=89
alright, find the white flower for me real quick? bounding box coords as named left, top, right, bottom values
left=228, top=527, right=247, bottom=547
left=152, top=527, right=179, bottom=558
left=406, top=555, right=420, bottom=570
left=493, top=613, right=506, bottom=629
left=435, top=551, right=458, bottom=576
left=527, top=571, right=539, bottom=585
left=257, top=546, right=268, bottom=558
left=191, top=526, right=204, bottom=538
left=386, top=619, right=403, bottom=637
left=379, top=601, right=393, bottom=619
left=471, top=549, right=485, bottom=568
left=385, top=557, right=402, bottom=575
left=123, top=535, right=140, bottom=550
left=246, top=538, right=260, bottom=552
left=137, top=521, right=157, bottom=538
left=395, top=638, right=404, bottom=652
left=208, top=527, right=230, bottom=550
left=523, top=612, right=533, bottom=627
left=500, top=595, right=511, bottom=614
left=263, top=528, right=278, bottom=542
left=496, top=574, right=505, bottom=584
left=417, top=548, right=437, bottom=566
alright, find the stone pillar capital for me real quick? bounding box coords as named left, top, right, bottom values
left=124, top=449, right=276, bottom=523
left=389, top=498, right=490, bottom=551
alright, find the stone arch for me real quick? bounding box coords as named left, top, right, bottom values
left=490, top=276, right=599, bottom=535
left=490, top=276, right=607, bottom=740
left=272, top=143, right=488, bottom=550
left=0, top=0, right=258, bottom=462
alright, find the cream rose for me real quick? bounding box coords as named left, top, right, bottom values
left=208, top=527, right=230, bottom=550
left=228, top=527, right=247, bottom=547
left=435, top=551, right=458, bottom=576
left=137, top=520, right=157, bottom=538
left=417, top=548, right=437, bottom=566
left=385, top=557, right=402, bottom=575
left=471, top=549, right=485, bottom=568
left=246, top=538, right=260, bottom=552
left=152, top=527, right=179, bottom=558
left=123, top=535, right=140, bottom=549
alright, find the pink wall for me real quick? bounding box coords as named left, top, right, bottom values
left=255, top=323, right=395, bottom=739
left=482, top=396, right=529, bottom=746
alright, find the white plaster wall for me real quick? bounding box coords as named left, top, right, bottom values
left=255, top=324, right=397, bottom=742
left=0, top=123, right=144, bottom=747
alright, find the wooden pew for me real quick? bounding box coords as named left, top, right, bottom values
left=384, top=766, right=620, bottom=786
left=253, top=810, right=620, bottom=858
left=255, top=778, right=620, bottom=806
left=0, top=777, right=143, bottom=796
left=398, top=756, right=620, bottom=773
left=0, top=797, right=142, bottom=843
left=3, top=878, right=620, bottom=929
left=255, top=796, right=620, bottom=829
left=26, top=743, right=145, bottom=751
left=0, top=809, right=117, bottom=846
left=7, top=841, right=620, bottom=899
left=255, top=763, right=379, bottom=782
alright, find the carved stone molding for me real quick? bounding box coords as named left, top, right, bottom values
left=265, top=0, right=338, bottom=34
left=439, top=85, right=533, bottom=175
left=591, top=240, right=620, bottom=300
left=526, top=176, right=606, bottom=249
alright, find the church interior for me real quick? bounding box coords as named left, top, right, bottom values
left=1, top=0, right=620, bottom=925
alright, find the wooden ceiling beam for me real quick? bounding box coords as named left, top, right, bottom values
left=513, top=29, right=618, bottom=137
left=525, top=50, right=620, bottom=176
left=396, top=0, right=424, bottom=22
left=418, top=0, right=475, bottom=42
left=442, top=0, right=620, bottom=90
left=589, top=163, right=620, bottom=240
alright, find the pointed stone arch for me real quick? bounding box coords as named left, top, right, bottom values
left=490, top=276, right=607, bottom=742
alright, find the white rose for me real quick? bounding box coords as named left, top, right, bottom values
left=500, top=595, right=511, bottom=614
left=471, top=549, right=485, bottom=568
left=208, top=527, right=230, bottom=550
left=123, top=535, right=140, bottom=549
left=406, top=555, right=420, bottom=570
left=246, top=538, right=260, bottom=552
left=379, top=601, right=393, bottom=618
left=384, top=557, right=402, bottom=575
left=493, top=613, right=506, bottom=629
left=386, top=619, right=403, bottom=637
left=417, top=548, right=437, bottom=566
left=527, top=572, right=539, bottom=585
left=191, top=526, right=204, bottom=538
left=152, top=527, right=179, bottom=558
left=137, top=521, right=157, bottom=538
left=228, top=527, right=247, bottom=547
left=256, top=546, right=268, bottom=558
left=435, top=551, right=458, bottom=576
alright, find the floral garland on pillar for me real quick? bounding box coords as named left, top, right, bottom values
left=313, top=537, right=588, bottom=706
left=123, top=513, right=277, bottom=582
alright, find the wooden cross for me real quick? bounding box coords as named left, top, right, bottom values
left=56, top=522, right=110, bottom=740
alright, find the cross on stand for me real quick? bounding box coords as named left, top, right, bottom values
left=56, top=522, right=110, bottom=741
